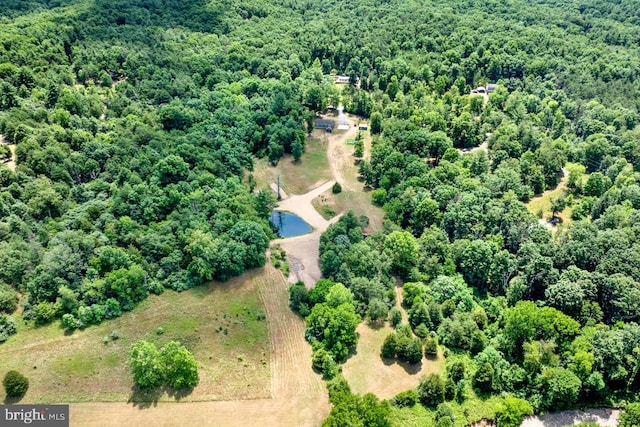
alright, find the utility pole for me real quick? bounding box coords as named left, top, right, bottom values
left=276, top=172, right=282, bottom=200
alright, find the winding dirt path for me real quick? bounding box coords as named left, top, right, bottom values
left=273, top=180, right=340, bottom=287
left=272, top=107, right=360, bottom=287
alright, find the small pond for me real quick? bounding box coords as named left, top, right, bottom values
left=270, top=211, right=312, bottom=238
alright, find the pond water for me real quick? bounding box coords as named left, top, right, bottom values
left=270, top=211, right=312, bottom=238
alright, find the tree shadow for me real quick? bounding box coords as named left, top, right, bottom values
left=378, top=355, right=423, bottom=374
left=365, top=320, right=385, bottom=331
left=166, top=386, right=195, bottom=401
left=128, top=384, right=196, bottom=409
left=397, top=360, right=423, bottom=375
left=380, top=356, right=395, bottom=366
left=344, top=346, right=359, bottom=362
left=127, top=386, right=161, bottom=409
left=4, top=394, right=25, bottom=404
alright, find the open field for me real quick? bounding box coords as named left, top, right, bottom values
left=0, top=271, right=271, bottom=403
left=252, top=134, right=332, bottom=196
left=1, top=264, right=329, bottom=426
left=342, top=322, right=446, bottom=400
left=67, top=264, right=329, bottom=427
left=314, top=189, right=384, bottom=232
left=527, top=167, right=572, bottom=230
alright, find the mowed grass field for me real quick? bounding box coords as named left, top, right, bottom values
left=252, top=133, right=332, bottom=196
left=0, top=270, right=271, bottom=404
left=342, top=322, right=446, bottom=399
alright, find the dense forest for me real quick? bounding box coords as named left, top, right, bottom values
left=1, top=0, right=640, bottom=425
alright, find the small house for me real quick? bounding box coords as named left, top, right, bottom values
left=334, top=75, right=351, bottom=84
left=314, top=118, right=335, bottom=132
left=358, top=124, right=368, bottom=131
left=470, top=84, right=498, bottom=95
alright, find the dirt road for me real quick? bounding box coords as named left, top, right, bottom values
left=521, top=408, right=619, bottom=427
left=327, top=106, right=360, bottom=191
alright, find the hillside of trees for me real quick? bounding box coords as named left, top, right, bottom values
left=1, top=0, right=640, bottom=424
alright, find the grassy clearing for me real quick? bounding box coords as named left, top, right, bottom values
left=342, top=322, right=446, bottom=400
left=0, top=270, right=272, bottom=403
left=312, top=189, right=384, bottom=229
left=390, top=393, right=503, bottom=427
left=252, top=134, right=332, bottom=195
left=527, top=165, right=573, bottom=229
left=527, top=187, right=572, bottom=223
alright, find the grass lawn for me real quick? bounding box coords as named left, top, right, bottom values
left=313, top=188, right=385, bottom=232
left=527, top=164, right=576, bottom=229
left=251, top=133, right=332, bottom=195
left=0, top=270, right=272, bottom=403
left=527, top=186, right=573, bottom=224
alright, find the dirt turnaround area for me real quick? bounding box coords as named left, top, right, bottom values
left=68, top=264, right=329, bottom=426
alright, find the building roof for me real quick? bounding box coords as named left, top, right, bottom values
left=314, top=118, right=335, bottom=128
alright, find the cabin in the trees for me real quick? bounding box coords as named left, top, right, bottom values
left=314, top=118, right=335, bottom=132
left=334, top=75, right=350, bottom=84
left=471, top=83, right=498, bottom=95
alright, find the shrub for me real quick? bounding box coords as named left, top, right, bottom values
left=371, top=188, right=387, bottom=206
left=414, top=323, right=429, bottom=339
left=436, top=403, right=455, bottom=422
left=404, top=337, right=423, bottom=364
left=391, top=389, right=417, bottom=408
left=312, top=348, right=331, bottom=372
left=448, top=360, right=466, bottom=383
left=61, top=313, right=82, bottom=330
left=0, top=285, right=18, bottom=313
left=444, top=378, right=456, bottom=400
left=388, top=307, right=402, bottom=327
left=289, top=281, right=310, bottom=316
left=619, top=402, right=640, bottom=427
left=332, top=182, right=342, bottom=194
left=495, top=397, right=533, bottom=427
left=473, top=362, right=494, bottom=393
left=327, top=375, right=352, bottom=405
left=0, top=314, right=17, bottom=342
left=3, top=370, right=28, bottom=397
left=417, top=374, right=445, bottom=408
left=424, top=337, right=438, bottom=357
left=381, top=333, right=398, bottom=359
left=32, top=301, right=59, bottom=325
